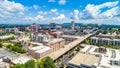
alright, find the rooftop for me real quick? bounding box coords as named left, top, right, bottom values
left=91, top=37, right=99, bottom=39
left=69, top=53, right=100, bottom=67
left=12, top=56, right=31, bottom=64
left=80, top=44, right=120, bottom=68
left=29, top=45, right=49, bottom=51
left=0, top=48, right=16, bottom=59
left=0, top=30, right=4, bottom=33
left=113, top=39, right=120, bottom=41
left=48, top=38, right=64, bottom=44
left=35, top=46, right=51, bottom=53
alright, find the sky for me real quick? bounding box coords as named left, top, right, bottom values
left=0, top=0, right=120, bottom=25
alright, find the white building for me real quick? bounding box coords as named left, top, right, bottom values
left=68, top=45, right=120, bottom=68
left=0, top=34, right=14, bottom=39
left=5, top=28, right=18, bottom=33
left=71, top=21, right=75, bottom=30
left=101, top=38, right=111, bottom=45
left=90, top=37, right=111, bottom=45
left=112, top=39, right=120, bottom=46
left=11, top=56, right=31, bottom=64
left=90, top=37, right=99, bottom=44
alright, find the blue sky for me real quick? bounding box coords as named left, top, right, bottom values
left=0, top=0, right=120, bottom=24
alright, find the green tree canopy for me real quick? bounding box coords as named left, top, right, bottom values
left=42, top=56, right=56, bottom=68
left=0, top=43, right=3, bottom=48
left=76, top=46, right=81, bottom=51
left=10, top=64, right=24, bottom=68
left=61, top=61, right=66, bottom=68
left=24, top=60, right=36, bottom=68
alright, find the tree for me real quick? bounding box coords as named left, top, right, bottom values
left=24, top=31, right=29, bottom=36
left=84, top=39, right=90, bottom=45
left=71, top=52, right=75, bottom=57
left=76, top=46, right=81, bottom=51
left=37, top=59, right=43, bottom=68
left=0, top=39, right=2, bottom=42
left=10, top=64, right=24, bottom=68
left=42, top=56, right=56, bottom=68
left=61, top=61, right=66, bottom=68
left=14, top=43, right=22, bottom=47
left=24, top=60, right=36, bottom=68
left=7, top=44, right=12, bottom=48
left=19, top=48, right=27, bottom=53
left=29, top=34, right=33, bottom=41
left=33, top=44, right=38, bottom=47
left=0, top=43, right=3, bottom=48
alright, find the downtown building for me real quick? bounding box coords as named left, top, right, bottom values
left=112, top=39, right=120, bottom=46
left=43, top=38, right=65, bottom=52
left=37, top=33, right=65, bottom=52
left=27, top=23, right=38, bottom=41
left=5, top=28, right=18, bottom=33
left=90, top=37, right=111, bottom=45
left=90, top=37, right=120, bottom=46
left=28, top=46, right=51, bottom=58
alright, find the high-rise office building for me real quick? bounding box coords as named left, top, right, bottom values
left=29, top=23, right=38, bottom=33
left=50, top=23, right=56, bottom=29
left=71, top=21, right=75, bottom=30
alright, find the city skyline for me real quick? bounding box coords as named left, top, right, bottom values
left=0, top=0, right=120, bottom=25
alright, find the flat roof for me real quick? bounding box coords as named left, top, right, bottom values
left=12, top=56, right=31, bottom=64
left=90, top=37, right=99, bottom=39
left=31, top=42, right=43, bottom=46
left=53, top=31, right=63, bottom=34
left=81, top=46, right=91, bottom=53
left=101, top=38, right=111, bottom=40
left=69, top=53, right=100, bottom=67
left=49, top=38, right=64, bottom=44
left=38, top=34, right=50, bottom=37
left=0, top=49, right=16, bottom=59
left=80, top=45, right=120, bottom=68
left=35, top=46, right=51, bottom=53
left=113, top=39, right=120, bottom=41
left=62, top=35, right=79, bottom=39
left=0, top=34, right=14, bottom=39
left=30, top=45, right=45, bottom=50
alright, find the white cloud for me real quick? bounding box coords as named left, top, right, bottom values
left=38, top=11, right=43, bottom=14
left=48, top=0, right=55, bottom=2
left=38, top=11, right=48, bottom=15
left=0, top=0, right=120, bottom=25
left=52, top=14, right=65, bottom=20
left=0, top=0, right=26, bottom=18
left=71, top=9, right=79, bottom=19
left=99, top=7, right=120, bottom=18
left=58, top=0, right=66, bottom=5
left=18, top=12, right=24, bottom=15
left=78, top=17, right=120, bottom=25
left=0, top=0, right=25, bottom=12
left=80, top=1, right=120, bottom=19
left=25, top=15, right=44, bottom=22
left=49, top=9, right=59, bottom=14
left=33, top=5, right=39, bottom=10
left=50, top=9, right=58, bottom=13
left=38, top=9, right=59, bottom=15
